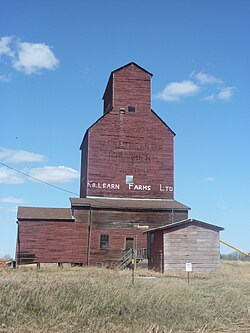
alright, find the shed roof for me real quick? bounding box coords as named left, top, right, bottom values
left=144, top=218, right=224, bottom=233
left=70, top=197, right=190, bottom=211
left=17, top=207, right=74, bottom=221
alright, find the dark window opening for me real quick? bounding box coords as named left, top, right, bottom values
left=128, top=106, right=136, bottom=112
left=100, top=234, right=109, bottom=249
left=120, top=108, right=125, bottom=114
left=125, top=237, right=134, bottom=250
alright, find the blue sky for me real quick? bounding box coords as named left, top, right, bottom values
left=0, top=1, right=249, bottom=257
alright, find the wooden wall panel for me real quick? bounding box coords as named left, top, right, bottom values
left=88, top=227, right=147, bottom=266
left=163, top=225, right=221, bottom=272
left=17, top=221, right=88, bottom=264
left=85, top=110, right=174, bottom=199
left=148, top=230, right=164, bottom=272
left=113, top=64, right=151, bottom=114
left=90, top=209, right=187, bottom=230
left=80, top=63, right=175, bottom=199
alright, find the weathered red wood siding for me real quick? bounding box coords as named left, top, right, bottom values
left=86, top=209, right=188, bottom=229
left=148, top=230, right=164, bottom=272
left=80, top=63, right=175, bottom=199
left=103, top=74, right=113, bottom=114
left=88, top=228, right=147, bottom=266
left=112, top=64, right=151, bottom=114
left=74, top=206, right=187, bottom=266
left=17, top=221, right=88, bottom=264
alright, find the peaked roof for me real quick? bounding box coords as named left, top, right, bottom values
left=102, top=62, right=153, bottom=100
left=111, top=62, right=153, bottom=77
left=144, top=218, right=224, bottom=233
left=80, top=62, right=174, bottom=149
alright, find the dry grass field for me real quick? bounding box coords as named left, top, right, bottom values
left=1, top=261, right=250, bottom=333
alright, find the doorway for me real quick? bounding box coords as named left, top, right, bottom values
left=125, top=237, right=134, bottom=250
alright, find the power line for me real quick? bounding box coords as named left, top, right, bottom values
left=0, top=161, right=78, bottom=196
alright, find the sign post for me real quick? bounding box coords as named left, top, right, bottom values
left=185, top=263, right=192, bottom=285
left=131, top=250, right=135, bottom=285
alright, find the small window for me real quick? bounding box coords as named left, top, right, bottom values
left=120, top=108, right=125, bottom=114
left=126, top=175, right=134, bottom=184
left=128, top=106, right=136, bottom=112
left=100, top=234, right=109, bottom=249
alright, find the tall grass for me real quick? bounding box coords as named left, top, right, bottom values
left=0, top=261, right=250, bottom=332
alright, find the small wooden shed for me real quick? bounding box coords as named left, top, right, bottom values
left=146, top=218, right=224, bottom=272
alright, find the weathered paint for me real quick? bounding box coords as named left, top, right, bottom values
left=80, top=63, right=175, bottom=199
left=164, top=225, right=221, bottom=272
left=16, top=221, right=88, bottom=264
left=147, top=220, right=223, bottom=272
left=16, top=63, right=190, bottom=267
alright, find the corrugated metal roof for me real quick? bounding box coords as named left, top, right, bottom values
left=17, top=207, right=73, bottom=221
left=70, top=197, right=190, bottom=210
left=144, top=218, right=224, bottom=233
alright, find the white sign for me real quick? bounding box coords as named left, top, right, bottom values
left=185, top=263, right=192, bottom=272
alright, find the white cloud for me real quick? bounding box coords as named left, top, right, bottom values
left=13, top=41, right=59, bottom=74
left=28, top=166, right=79, bottom=184
left=203, top=94, right=216, bottom=101
left=0, top=36, right=14, bottom=57
left=0, top=167, right=24, bottom=184
left=0, top=147, right=47, bottom=163
left=156, top=80, right=200, bottom=102
left=217, top=87, right=235, bottom=102
left=0, top=36, right=59, bottom=78
left=203, top=87, right=236, bottom=102
left=204, top=177, right=215, bottom=182
left=156, top=70, right=235, bottom=104
left=0, top=74, right=11, bottom=82
left=192, top=71, right=223, bottom=85
left=0, top=197, right=26, bottom=204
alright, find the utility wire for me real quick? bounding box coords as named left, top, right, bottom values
left=0, top=161, right=78, bottom=196
left=0, top=162, right=169, bottom=210
left=0, top=162, right=131, bottom=209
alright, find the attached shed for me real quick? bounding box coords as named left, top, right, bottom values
left=16, top=207, right=88, bottom=265
left=146, top=218, right=224, bottom=272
